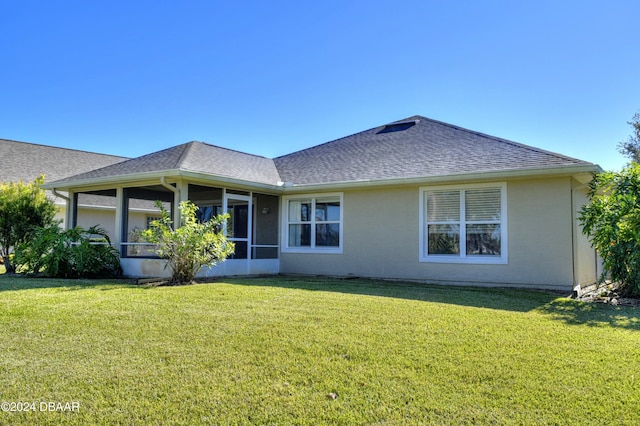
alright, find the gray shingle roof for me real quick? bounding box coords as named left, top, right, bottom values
left=54, top=141, right=283, bottom=186
left=0, top=138, right=128, bottom=184
left=273, top=115, right=595, bottom=185
left=43, top=115, right=597, bottom=190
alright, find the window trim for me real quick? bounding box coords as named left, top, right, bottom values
left=419, top=183, right=508, bottom=264
left=145, top=215, right=162, bottom=229
left=281, top=192, right=344, bottom=254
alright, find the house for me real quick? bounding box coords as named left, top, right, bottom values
left=38, top=116, right=600, bottom=292
left=0, top=138, right=132, bottom=233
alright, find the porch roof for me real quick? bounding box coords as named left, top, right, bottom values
left=49, top=141, right=283, bottom=188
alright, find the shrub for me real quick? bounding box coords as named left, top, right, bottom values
left=15, top=225, right=121, bottom=278
left=0, top=175, right=57, bottom=272
left=580, top=163, right=640, bottom=296
left=140, top=201, right=234, bottom=284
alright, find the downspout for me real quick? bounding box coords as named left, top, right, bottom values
left=52, top=189, right=72, bottom=229
left=571, top=183, right=590, bottom=296
left=52, top=188, right=69, bottom=202
left=160, top=176, right=181, bottom=225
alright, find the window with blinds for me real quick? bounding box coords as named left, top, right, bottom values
left=420, top=183, right=507, bottom=263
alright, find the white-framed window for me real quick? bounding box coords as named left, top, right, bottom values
left=419, top=183, right=507, bottom=264
left=146, top=216, right=162, bottom=229
left=282, top=193, right=343, bottom=253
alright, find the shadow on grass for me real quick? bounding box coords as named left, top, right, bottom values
left=3, top=273, right=638, bottom=330
left=220, top=276, right=640, bottom=330
left=0, top=274, right=139, bottom=292
left=535, top=298, right=640, bottom=330
left=220, top=275, right=561, bottom=312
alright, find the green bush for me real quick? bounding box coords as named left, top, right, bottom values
left=0, top=175, right=57, bottom=273
left=580, top=163, right=640, bottom=296
left=141, top=201, right=234, bottom=284
left=15, top=225, right=121, bottom=278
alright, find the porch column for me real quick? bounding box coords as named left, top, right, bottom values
left=65, top=190, right=75, bottom=230
left=176, top=179, right=187, bottom=224
left=114, top=187, right=124, bottom=255
left=160, top=177, right=181, bottom=225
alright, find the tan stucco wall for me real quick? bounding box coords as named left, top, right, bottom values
left=58, top=206, right=148, bottom=243
left=76, top=208, right=117, bottom=239
left=280, top=176, right=596, bottom=291
left=572, top=183, right=599, bottom=286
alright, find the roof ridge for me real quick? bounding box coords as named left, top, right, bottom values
left=0, top=137, right=129, bottom=160
left=57, top=142, right=191, bottom=180
left=176, top=141, right=198, bottom=168
left=195, top=140, right=274, bottom=160
left=414, top=116, right=591, bottom=164
left=274, top=122, right=390, bottom=160
left=183, top=141, right=283, bottom=181
left=274, top=115, right=430, bottom=160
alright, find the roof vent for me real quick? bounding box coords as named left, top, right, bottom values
left=376, top=120, right=418, bottom=134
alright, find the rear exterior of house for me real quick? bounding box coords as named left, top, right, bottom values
left=38, top=116, right=601, bottom=292
left=279, top=176, right=597, bottom=290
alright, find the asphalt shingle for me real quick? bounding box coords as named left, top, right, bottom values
left=33, top=115, right=596, bottom=190
left=273, top=115, right=593, bottom=185
left=0, top=138, right=128, bottom=184
left=53, top=141, right=283, bottom=186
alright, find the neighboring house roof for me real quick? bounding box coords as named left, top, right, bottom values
left=0, top=138, right=128, bottom=184
left=274, top=115, right=596, bottom=185
left=43, top=115, right=599, bottom=191
left=52, top=141, right=282, bottom=187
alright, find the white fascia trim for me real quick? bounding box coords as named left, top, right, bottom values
left=42, top=169, right=285, bottom=193
left=280, top=164, right=599, bottom=193
left=40, top=170, right=182, bottom=190
left=42, top=164, right=599, bottom=194
left=178, top=170, right=284, bottom=193
left=77, top=204, right=116, bottom=211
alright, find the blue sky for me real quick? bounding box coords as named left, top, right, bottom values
left=1, top=1, right=638, bottom=171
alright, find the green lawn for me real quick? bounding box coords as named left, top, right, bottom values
left=0, top=276, right=638, bottom=425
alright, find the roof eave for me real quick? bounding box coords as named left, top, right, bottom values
left=42, top=169, right=285, bottom=193
left=41, top=170, right=183, bottom=191
left=43, top=164, right=600, bottom=194
left=280, top=164, right=601, bottom=193
left=178, top=170, right=284, bottom=193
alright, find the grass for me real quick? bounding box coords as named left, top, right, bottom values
left=0, top=275, right=638, bottom=425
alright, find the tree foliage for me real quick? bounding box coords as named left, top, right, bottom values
left=580, top=164, right=640, bottom=296
left=0, top=175, right=57, bottom=273
left=15, top=225, right=122, bottom=278
left=141, top=201, right=234, bottom=284
left=617, top=112, right=640, bottom=163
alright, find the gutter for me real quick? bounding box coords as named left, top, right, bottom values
left=51, top=188, right=73, bottom=229
left=281, top=164, right=601, bottom=193
left=41, top=164, right=600, bottom=195
left=41, top=169, right=285, bottom=194
left=160, top=176, right=179, bottom=195
left=52, top=188, right=70, bottom=202
left=41, top=169, right=185, bottom=191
